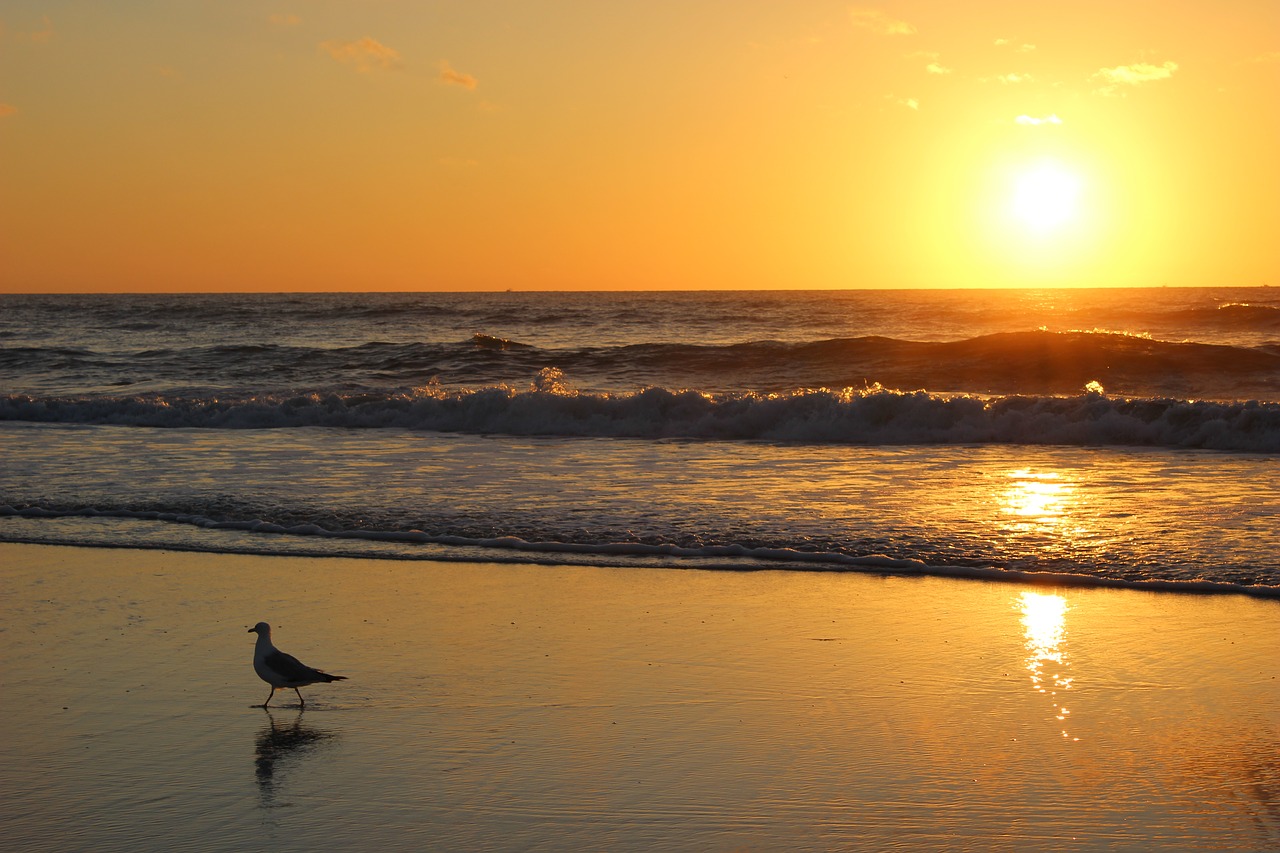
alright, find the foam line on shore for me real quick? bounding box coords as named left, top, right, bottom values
left=5, top=506, right=1278, bottom=599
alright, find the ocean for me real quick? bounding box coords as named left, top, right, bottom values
left=3, top=288, right=1279, bottom=594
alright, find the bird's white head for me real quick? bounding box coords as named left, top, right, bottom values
left=248, top=622, right=271, bottom=635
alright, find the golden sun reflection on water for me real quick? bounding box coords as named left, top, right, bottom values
left=1018, top=591, right=1078, bottom=742
left=1000, top=469, right=1072, bottom=525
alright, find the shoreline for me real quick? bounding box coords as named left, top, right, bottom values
left=4, top=541, right=1278, bottom=850
left=4, top=526, right=1280, bottom=600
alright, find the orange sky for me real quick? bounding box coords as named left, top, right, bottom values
left=1, top=1, right=1277, bottom=292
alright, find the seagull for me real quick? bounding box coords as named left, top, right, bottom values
left=248, top=622, right=348, bottom=708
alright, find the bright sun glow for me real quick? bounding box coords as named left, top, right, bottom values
left=1011, top=161, right=1082, bottom=234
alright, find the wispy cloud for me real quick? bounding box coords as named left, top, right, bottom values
left=994, top=38, right=1035, bottom=53
left=0, top=103, right=17, bottom=118
left=982, top=72, right=1034, bottom=84
left=850, top=8, right=916, bottom=36
left=904, top=50, right=949, bottom=74
left=5, top=15, right=54, bottom=44
left=438, top=60, right=478, bottom=90
left=1092, top=60, right=1178, bottom=94
left=29, top=15, right=54, bottom=44
left=1015, top=114, right=1062, bottom=126
left=269, top=13, right=301, bottom=28
left=887, top=95, right=919, bottom=110
left=320, top=37, right=402, bottom=73
left=1245, top=51, right=1280, bottom=64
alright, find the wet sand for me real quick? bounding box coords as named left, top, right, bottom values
left=2, top=542, right=1278, bottom=851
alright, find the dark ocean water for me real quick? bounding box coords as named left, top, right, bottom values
left=2, top=289, right=1279, bottom=593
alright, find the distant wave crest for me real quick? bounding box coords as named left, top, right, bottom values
left=5, top=330, right=1280, bottom=400
left=4, top=385, right=1279, bottom=451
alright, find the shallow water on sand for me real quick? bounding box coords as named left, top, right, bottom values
left=2, top=544, right=1277, bottom=851
left=4, top=424, right=1279, bottom=590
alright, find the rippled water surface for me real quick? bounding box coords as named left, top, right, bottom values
left=4, top=289, right=1280, bottom=590
left=4, top=423, right=1277, bottom=590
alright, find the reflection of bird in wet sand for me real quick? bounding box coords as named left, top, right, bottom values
left=248, top=622, right=347, bottom=708
left=254, top=710, right=337, bottom=808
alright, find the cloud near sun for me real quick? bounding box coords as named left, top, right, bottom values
left=1091, top=60, right=1179, bottom=94
left=994, top=38, right=1036, bottom=53
left=1016, top=114, right=1063, bottom=126
left=320, top=36, right=403, bottom=73
left=849, top=8, right=916, bottom=36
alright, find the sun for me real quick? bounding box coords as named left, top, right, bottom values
left=1010, top=160, right=1082, bottom=234
left=964, top=153, right=1100, bottom=282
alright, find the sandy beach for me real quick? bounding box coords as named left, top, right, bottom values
left=2, top=541, right=1277, bottom=851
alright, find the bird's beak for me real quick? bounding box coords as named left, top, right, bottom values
left=247, top=627, right=255, bottom=633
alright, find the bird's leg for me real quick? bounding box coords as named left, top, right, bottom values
left=294, top=688, right=306, bottom=708
left=263, top=687, right=275, bottom=708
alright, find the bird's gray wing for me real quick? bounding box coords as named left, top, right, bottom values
left=264, top=649, right=324, bottom=681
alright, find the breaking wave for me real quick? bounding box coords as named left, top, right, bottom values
left=4, top=384, right=1279, bottom=451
